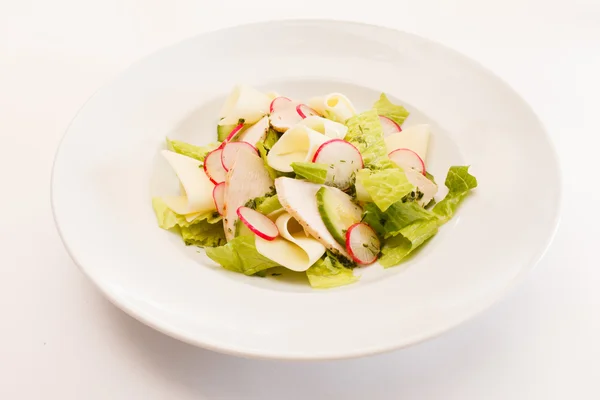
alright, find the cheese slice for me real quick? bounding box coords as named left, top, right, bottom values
left=255, top=213, right=325, bottom=272
left=267, top=125, right=329, bottom=172
left=308, top=93, right=357, bottom=122
left=299, top=116, right=348, bottom=139
left=161, top=150, right=215, bottom=214
left=219, top=84, right=271, bottom=125
left=385, top=124, right=431, bottom=162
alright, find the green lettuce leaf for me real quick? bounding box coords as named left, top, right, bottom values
left=152, top=197, right=221, bottom=230
left=355, top=168, right=414, bottom=211
left=181, top=221, right=226, bottom=247
left=345, top=109, right=394, bottom=169
left=433, top=166, right=478, bottom=223
left=373, top=93, right=409, bottom=126
left=166, top=138, right=219, bottom=162
left=362, top=200, right=435, bottom=239
left=306, top=254, right=358, bottom=289
left=205, top=235, right=280, bottom=276
left=291, top=162, right=329, bottom=184
left=263, top=128, right=281, bottom=150
left=256, top=195, right=282, bottom=214
left=379, top=219, right=439, bottom=267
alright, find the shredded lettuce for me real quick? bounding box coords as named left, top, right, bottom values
left=152, top=197, right=221, bottom=230
left=369, top=166, right=477, bottom=267
left=166, top=138, right=219, bottom=162
left=355, top=168, right=414, bottom=212
left=152, top=198, right=224, bottom=247
left=205, top=235, right=280, bottom=276
left=291, top=162, right=329, bottom=184
left=256, top=195, right=282, bottom=214
left=181, top=221, right=226, bottom=247
left=379, top=219, right=439, bottom=267
left=373, top=93, right=409, bottom=126
left=345, top=109, right=395, bottom=169
left=306, top=254, right=358, bottom=289
left=263, top=128, right=280, bottom=150
left=433, top=166, right=478, bottom=223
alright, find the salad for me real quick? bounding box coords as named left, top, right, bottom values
left=152, top=85, right=477, bottom=289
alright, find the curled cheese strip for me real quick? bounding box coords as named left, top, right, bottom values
left=160, top=150, right=215, bottom=215
left=299, top=116, right=348, bottom=139
left=385, top=124, right=431, bottom=162
left=308, top=93, right=357, bottom=123
left=219, top=84, right=271, bottom=126
left=266, top=125, right=328, bottom=172
left=255, top=213, right=326, bottom=272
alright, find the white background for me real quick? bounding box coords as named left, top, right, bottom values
left=1, top=0, right=599, bottom=398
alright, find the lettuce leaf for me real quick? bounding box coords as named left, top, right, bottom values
left=152, top=197, right=221, bottom=230
left=433, top=166, right=478, bottom=223
left=256, top=195, right=282, bottom=214
left=355, top=168, right=414, bottom=211
left=379, top=219, right=439, bottom=267
left=205, top=235, right=280, bottom=276
left=181, top=221, right=226, bottom=247
left=306, top=254, right=358, bottom=289
left=291, top=162, right=329, bottom=184
left=166, top=138, right=219, bottom=162
left=362, top=201, right=435, bottom=238
left=263, top=128, right=281, bottom=150
left=345, top=109, right=394, bottom=169
left=152, top=197, right=224, bottom=247
left=373, top=93, right=409, bottom=126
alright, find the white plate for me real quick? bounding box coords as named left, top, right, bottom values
left=52, top=20, right=561, bottom=360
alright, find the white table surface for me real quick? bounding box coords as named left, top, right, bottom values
left=1, top=0, right=599, bottom=398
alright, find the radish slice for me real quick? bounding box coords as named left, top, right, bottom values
left=296, top=104, right=321, bottom=119
left=224, top=123, right=244, bottom=142
left=379, top=115, right=401, bottom=136
left=212, top=182, right=226, bottom=215
left=345, top=223, right=380, bottom=265
left=203, top=148, right=228, bottom=184
left=237, top=206, right=279, bottom=241
left=269, top=96, right=292, bottom=113
left=312, top=139, right=364, bottom=190
left=388, top=148, right=426, bottom=175
left=221, top=141, right=259, bottom=171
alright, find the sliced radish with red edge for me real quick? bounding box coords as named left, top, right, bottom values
left=312, top=139, right=364, bottom=190
left=296, top=104, right=320, bottom=119
left=221, top=141, right=259, bottom=171
left=203, top=148, right=228, bottom=184
left=379, top=115, right=401, bottom=136
left=212, top=182, right=226, bottom=215
left=346, top=223, right=380, bottom=265
left=388, top=148, right=426, bottom=175
left=237, top=206, right=279, bottom=241
left=224, top=123, right=244, bottom=142
left=269, top=96, right=292, bottom=113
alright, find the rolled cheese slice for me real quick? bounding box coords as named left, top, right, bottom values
left=308, top=93, right=357, bottom=122
left=160, top=150, right=215, bottom=215
left=267, top=124, right=329, bottom=172
left=255, top=213, right=326, bottom=272
left=385, top=124, right=431, bottom=162
left=219, top=84, right=271, bottom=126
left=298, top=116, right=348, bottom=139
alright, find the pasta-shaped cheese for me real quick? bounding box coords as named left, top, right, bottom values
left=255, top=213, right=326, bottom=272
left=160, top=150, right=216, bottom=215
left=308, top=93, right=357, bottom=122
left=298, top=116, right=348, bottom=139
left=267, top=125, right=329, bottom=172
left=219, top=84, right=271, bottom=126
left=385, top=124, right=431, bottom=162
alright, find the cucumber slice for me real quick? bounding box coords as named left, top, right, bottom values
left=316, top=186, right=363, bottom=246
